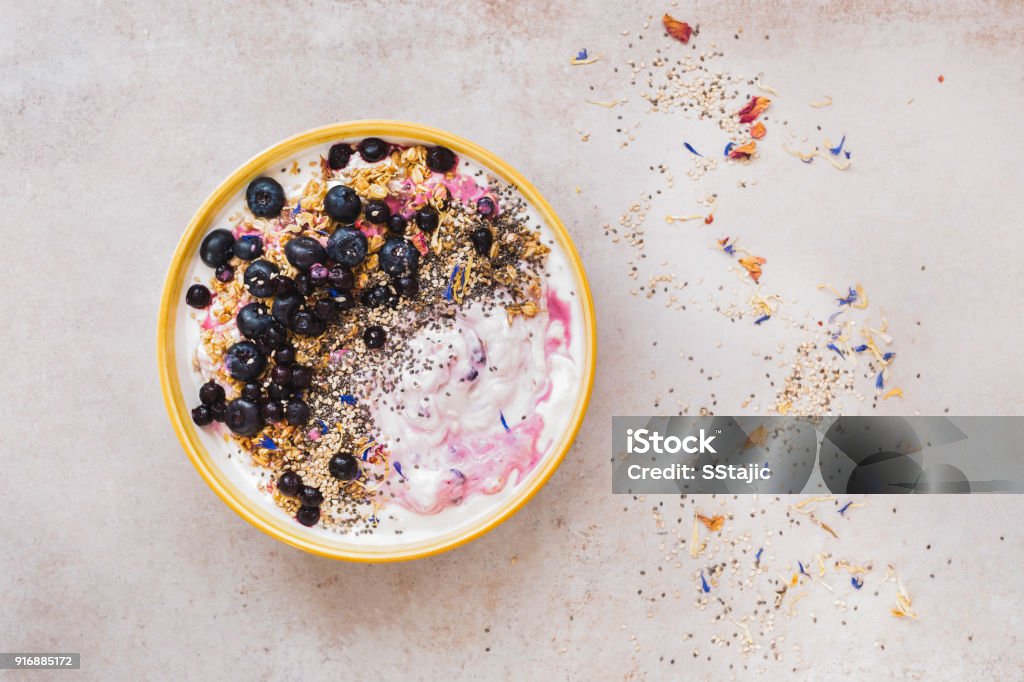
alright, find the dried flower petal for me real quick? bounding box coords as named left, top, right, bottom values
left=662, top=14, right=693, bottom=43
left=697, top=513, right=725, bottom=531
left=750, top=121, right=767, bottom=139
left=736, top=96, right=771, bottom=123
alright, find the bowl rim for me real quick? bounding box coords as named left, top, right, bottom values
left=157, top=120, right=596, bottom=562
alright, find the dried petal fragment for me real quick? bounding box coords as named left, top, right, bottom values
left=696, top=513, right=725, bottom=531
left=736, top=96, right=771, bottom=123
left=728, top=141, right=757, bottom=159
left=750, top=121, right=767, bottom=139
left=739, top=255, right=766, bottom=283
left=662, top=14, right=693, bottom=43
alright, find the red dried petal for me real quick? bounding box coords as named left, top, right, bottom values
left=662, top=14, right=693, bottom=44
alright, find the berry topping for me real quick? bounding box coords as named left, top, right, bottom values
left=357, top=137, right=389, bottom=162
left=225, top=341, right=267, bottom=381
left=274, top=344, right=295, bottom=365
left=326, top=227, right=368, bottom=267
left=415, top=206, right=439, bottom=232
left=298, top=485, right=323, bottom=507
left=239, top=385, right=260, bottom=404
left=225, top=398, right=264, bottom=436
left=285, top=399, right=310, bottom=426
left=199, top=229, right=236, bottom=268
left=378, top=238, right=420, bottom=276
left=470, top=226, right=494, bottom=257
left=387, top=213, right=408, bottom=235
left=426, top=145, right=457, bottom=173
left=274, top=275, right=297, bottom=296
left=328, top=265, right=354, bottom=290
left=295, top=506, right=320, bottom=527
left=328, top=452, right=359, bottom=480
left=364, top=199, right=391, bottom=224
left=291, top=309, right=325, bottom=337
left=393, top=274, right=420, bottom=298
left=215, top=263, right=235, bottom=283
left=261, top=401, right=285, bottom=423
left=263, top=322, right=288, bottom=349
left=210, top=402, right=227, bottom=422
left=277, top=471, right=302, bottom=497
left=314, top=298, right=339, bottom=322
left=236, top=302, right=273, bottom=339
left=323, top=186, right=362, bottom=223
left=191, top=405, right=213, bottom=426
left=363, top=325, right=386, bottom=349
left=267, top=382, right=291, bottom=401
left=361, top=284, right=392, bottom=309
left=327, top=143, right=352, bottom=170
left=476, top=196, right=497, bottom=218
left=309, top=263, right=330, bottom=286
left=295, top=272, right=315, bottom=296
left=271, top=365, right=291, bottom=385
left=185, top=284, right=211, bottom=309
left=233, top=235, right=264, bottom=261
left=243, top=259, right=279, bottom=298
left=246, top=177, right=286, bottom=218
left=333, top=290, right=357, bottom=310
left=199, top=380, right=225, bottom=406
left=289, top=365, right=312, bottom=389
left=271, top=291, right=304, bottom=326
left=284, top=236, right=327, bottom=271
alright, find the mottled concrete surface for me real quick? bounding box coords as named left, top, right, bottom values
left=2, top=1, right=1023, bottom=680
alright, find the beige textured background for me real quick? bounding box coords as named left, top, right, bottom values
left=2, top=1, right=1022, bottom=679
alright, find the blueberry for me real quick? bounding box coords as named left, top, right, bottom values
left=272, top=291, right=304, bottom=326
left=476, top=196, right=497, bottom=218
left=387, top=214, right=408, bottom=235
left=470, top=226, right=494, bottom=257
left=236, top=302, right=272, bottom=339
left=324, top=186, right=362, bottom=223
left=215, top=263, right=235, bottom=283
left=309, top=263, right=330, bottom=286
left=358, top=137, right=389, bottom=162
left=241, top=382, right=262, bottom=402
left=246, top=177, right=286, bottom=218
left=387, top=291, right=400, bottom=308
left=267, top=382, right=291, bottom=401
left=298, top=485, right=323, bottom=507
left=394, top=274, right=419, bottom=298
left=284, top=236, right=327, bottom=271
left=289, top=365, right=312, bottom=389
left=225, top=398, right=264, bottom=436
left=243, top=259, right=280, bottom=298
left=291, top=309, right=325, bottom=336
left=210, top=402, right=227, bottom=422
left=285, top=400, right=311, bottom=426
left=225, top=341, right=267, bottom=381
left=274, top=345, right=295, bottom=365
left=274, top=275, right=297, bottom=296
left=261, top=401, right=285, bottom=423
left=415, top=206, right=439, bottom=232
left=326, top=227, right=368, bottom=267
left=263, top=322, right=288, bottom=350
left=328, top=265, right=354, bottom=290
left=426, top=145, right=457, bottom=173
left=333, top=290, right=356, bottom=310
left=295, top=506, right=320, bottom=527
left=233, top=235, right=264, bottom=261
left=277, top=470, right=302, bottom=497
left=363, top=325, right=386, bottom=349
left=199, top=380, right=225, bottom=405
left=271, top=365, right=291, bottom=385
left=314, top=298, right=339, bottom=322
left=329, top=453, right=360, bottom=480
left=186, top=284, right=211, bottom=309
left=327, top=143, right=352, bottom=170
left=199, top=229, right=235, bottom=268
left=378, top=238, right=420, bottom=277
left=295, top=272, right=315, bottom=297
left=191, top=405, right=213, bottom=426
left=361, top=284, right=392, bottom=309
left=268, top=378, right=292, bottom=401
left=364, top=199, right=390, bottom=224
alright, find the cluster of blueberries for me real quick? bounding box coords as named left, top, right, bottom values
left=184, top=138, right=496, bottom=527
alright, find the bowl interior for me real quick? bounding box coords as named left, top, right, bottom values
left=158, top=121, right=596, bottom=561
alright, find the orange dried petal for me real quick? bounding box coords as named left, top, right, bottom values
left=728, top=141, right=757, bottom=159
left=750, top=121, right=767, bottom=139
left=696, top=513, right=725, bottom=531
left=737, top=96, right=771, bottom=123
left=662, top=14, right=693, bottom=43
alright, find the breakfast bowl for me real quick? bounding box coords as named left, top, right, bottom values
left=157, top=121, right=595, bottom=562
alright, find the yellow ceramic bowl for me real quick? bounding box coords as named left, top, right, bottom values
left=157, top=121, right=596, bottom=562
